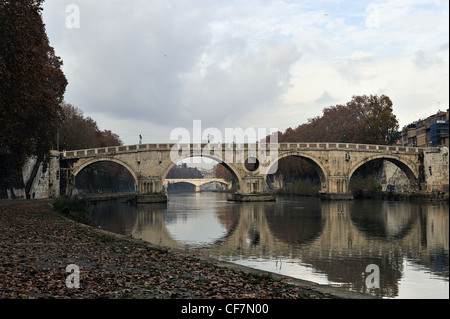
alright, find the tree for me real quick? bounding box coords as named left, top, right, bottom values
left=279, top=94, right=399, bottom=145
left=58, top=103, right=127, bottom=188
left=214, top=163, right=235, bottom=181
left=353, top=95, right=400, bottom=145
left=58, top=103, right=122, bottom=151
left=0, top=0, right=68, bottom=198
left=166, top=165, right=204, bottom=179
left=269, top=95, right=400, bottom=191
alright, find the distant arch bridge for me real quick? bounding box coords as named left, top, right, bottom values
left=163, top=178, right=232, bottom=192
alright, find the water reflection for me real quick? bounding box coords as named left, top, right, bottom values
left=88, top=193, right=449, bottom=299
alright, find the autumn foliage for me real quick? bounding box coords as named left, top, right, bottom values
left=0, top=1, right=126, bottom=198
left=271, top=94, right=400, bottom=182
left=1, top=0, right=68, bottom=197
left=216, top=94, right=400, bottom=185
left=0, top=0, right=67, bottom=167
left=278, top=95, right=399, bottom=145
left=58, top=103, right=122, bottom=151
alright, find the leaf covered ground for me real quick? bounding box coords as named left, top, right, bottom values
left=0, top=200, right=343, bottom=300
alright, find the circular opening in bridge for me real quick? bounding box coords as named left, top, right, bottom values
left=244, top=157, right=259, bottom=172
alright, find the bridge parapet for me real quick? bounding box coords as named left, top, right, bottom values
left=60, top=143, right=424, bottom=159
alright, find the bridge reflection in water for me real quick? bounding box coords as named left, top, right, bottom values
left=88, top=193, right=449, bottom=299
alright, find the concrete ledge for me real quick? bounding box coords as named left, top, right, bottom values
left=135, top=193, right=168, bottom=203
left=85, top=192, right=136, bottom=203
left=320, top=192, right=354, bottom=200
left=229, top=193, right=277, bottom=202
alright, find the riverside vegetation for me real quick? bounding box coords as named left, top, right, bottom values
left=274, top=177, right=383, bottom=199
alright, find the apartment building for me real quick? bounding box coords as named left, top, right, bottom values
left=401, top=109, right=449, bottom=147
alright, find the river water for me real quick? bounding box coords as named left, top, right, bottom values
left=87, top=192, right=449, bottom=299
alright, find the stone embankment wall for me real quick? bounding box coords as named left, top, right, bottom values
left=422, top=147, right=449, bottom=193
left=378, top=161, right=409, bottom=192
left=2, top=150, right=135, bottom=200
left=1, top=151, right=60, bottom=200
left=22, top=156, right=50, bottom=199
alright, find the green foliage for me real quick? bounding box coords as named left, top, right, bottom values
left=350, top=176, right=383, bottom=199
left=93, top=233, right=115, bottom=243
left=53, top=195, right=92, bottom=224
left=240, top=272, right=273, bottom=284
left=278, top=179, right=320, bottom=196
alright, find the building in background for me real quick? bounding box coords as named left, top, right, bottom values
left=401, top=109, right=449, bottom=148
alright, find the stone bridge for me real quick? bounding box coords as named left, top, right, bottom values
left=56, top=142, right=449, bottom=202
left=164, top=178, right=232, bottom=192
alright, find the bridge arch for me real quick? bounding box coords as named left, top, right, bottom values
left=348, top=154, right=420, bottom=189
left=265, top=151, right=328, bottom=189
left=72, top=157, right=139, bottom=187
left=161, top=154, right=242, bottom=189
left=166, top=181, right=197, bottom=192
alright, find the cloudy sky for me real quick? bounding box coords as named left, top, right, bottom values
left=42, top=0, right=449, bottom=146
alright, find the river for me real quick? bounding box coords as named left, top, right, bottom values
left=87, top=192, right=449, bottom=299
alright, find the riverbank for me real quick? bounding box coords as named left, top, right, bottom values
left=275, top=190, right=449, bottom=202
left=0, top=199, right=377, bottom=300
left=84, top=192, right=137, bottom=202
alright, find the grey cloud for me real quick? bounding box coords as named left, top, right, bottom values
left=315, top=91, right=336, bottom=106
left=180, top=40, right=302, bottom=129
left=52, top=0, right=302, bottom=132
left=41, top=0, right=448, bottom=146
left=413, top=49, right=444, bottom=70
left=333, top=51, right=379, bottom=84
left=52, top=0, right=216, bottom=127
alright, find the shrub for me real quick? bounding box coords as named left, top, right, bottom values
left=53, top=195, right=92, bottom=224
left=350, top=176, right=382, bottom=199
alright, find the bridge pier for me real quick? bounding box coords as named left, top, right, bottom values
left=320, top=192, right=354, bottom=200
left=230, top=193, right=276, bottom=201
left=229, top=176, right=276, bottom=202
left=136, top=177, right=167, bottom=203
left=136, top=194, right=168, bottom=203
left=320, top=176, right=354, bottom=200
